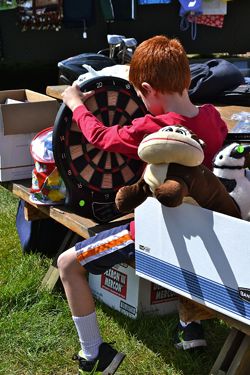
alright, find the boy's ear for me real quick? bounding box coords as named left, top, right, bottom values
left=141, top=82, right=153, bottom=94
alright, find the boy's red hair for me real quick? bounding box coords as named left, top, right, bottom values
left=129, top=35, right=191, bottom=96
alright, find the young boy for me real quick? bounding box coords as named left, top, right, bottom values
left=58, top=35, right=228, bottom=374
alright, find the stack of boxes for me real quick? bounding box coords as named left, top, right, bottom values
left=0, top=89, right=59, bottom=182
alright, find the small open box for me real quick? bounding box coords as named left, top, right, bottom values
left=0, top=89, right=59, bottom=181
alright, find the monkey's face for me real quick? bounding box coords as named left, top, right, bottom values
left=138, top=125, right=205, bottom=166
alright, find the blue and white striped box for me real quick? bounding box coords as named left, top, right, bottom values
left=135, top=198, right=250, bottom=325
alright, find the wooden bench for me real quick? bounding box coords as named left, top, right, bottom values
left=1, top=179, right=133, bottom=290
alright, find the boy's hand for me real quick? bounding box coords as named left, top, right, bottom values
left=62, top=83, right=94, bottom=112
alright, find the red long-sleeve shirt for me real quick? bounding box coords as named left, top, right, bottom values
left=73, top=103, right=228, bottom=239
left=73, top=103, right=227, bottom=170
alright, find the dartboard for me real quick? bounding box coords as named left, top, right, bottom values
left=53, top=76, right=147, bottom=223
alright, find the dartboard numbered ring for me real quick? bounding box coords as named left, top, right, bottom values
left=53, top=76, right=147, bottom=223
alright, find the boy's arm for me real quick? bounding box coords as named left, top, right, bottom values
left=61, top=84, right=138, bottom=157
left=72, top=105, right=140, bottom=159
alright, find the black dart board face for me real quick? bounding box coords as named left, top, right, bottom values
left=53, top=76, right=147, bottom=223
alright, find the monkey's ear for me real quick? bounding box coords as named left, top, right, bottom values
left=191, top=133, right=206, bottom=149
left=199, top=138, right=206, bottom=149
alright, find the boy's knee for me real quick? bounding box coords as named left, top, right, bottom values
left=57, top=248, right=87, bottom=276
left=57, top=249, right=76, bottom=272
left=57, top=253, right=71, bottom=277
left=57, top=251, right=68, bottom=270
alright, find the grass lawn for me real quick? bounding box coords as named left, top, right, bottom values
left=0, top=186, right=230, bottom=375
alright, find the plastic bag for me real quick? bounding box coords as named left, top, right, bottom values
left=30, top=127, right=66, bottom=205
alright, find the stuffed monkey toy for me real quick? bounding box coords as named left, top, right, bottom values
left=115, top=125, right=241, bottom=219
left=115, top=125, right=242, bottom=323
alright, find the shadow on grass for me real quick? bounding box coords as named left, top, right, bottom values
left=94, top=299, right=230, bottom=375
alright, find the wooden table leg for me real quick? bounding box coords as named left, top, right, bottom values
left=210, top=328, right=250, bottom=375
left=40, top=230, right=80, bottom=291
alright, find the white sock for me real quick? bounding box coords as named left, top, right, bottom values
left=180, top=319, right=201, bottom=328
left=73, top=312, right=103, bottom=361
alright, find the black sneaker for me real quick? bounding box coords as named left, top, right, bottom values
left=72, top=342, right=125, bottom=375
left=174, top=322, right=207, bottom=350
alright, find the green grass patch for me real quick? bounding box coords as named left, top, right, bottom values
left=0, top=186, right=230, bottom=374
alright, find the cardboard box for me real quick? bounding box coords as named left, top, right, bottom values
left=89, top=263, right=178, bottom=319
left=0, top=89, right=59, bottom=181
left=135, top=198, right=250, bottom=326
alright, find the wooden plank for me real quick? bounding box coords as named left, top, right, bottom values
left=215, top=105, right=245, bottom=131
left=46, top=85, right=69, bottom=100
left=24, top=201, right=48, bottom=221
left=6, top=180, right=133, bottom=239
left=41, top=230, right=80, bottom=290
left=41, top=265, right=61, bottom=291
left=216, top=313, right=250, bottom=337
left=210, top=328, right=250, bottom=375
left=210, top=329, right=243, bottom=375
left=227, top=334, right=250, bottom=375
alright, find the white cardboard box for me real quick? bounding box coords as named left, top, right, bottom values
left=89, top=263, right=178, bottom=319
left=135, top=198, right=250, bottom=325
left=0, top=89, right=59, bottom=181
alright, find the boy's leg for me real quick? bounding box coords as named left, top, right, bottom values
left=58, top=247, right=102, bottom=362
left=174, top=297, right=215, bottom=350
left=57, top=223, right=134, bottom=374
left=58, top=247, right=95, bottom=316
left=174, top=320, right=207, bottom=350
